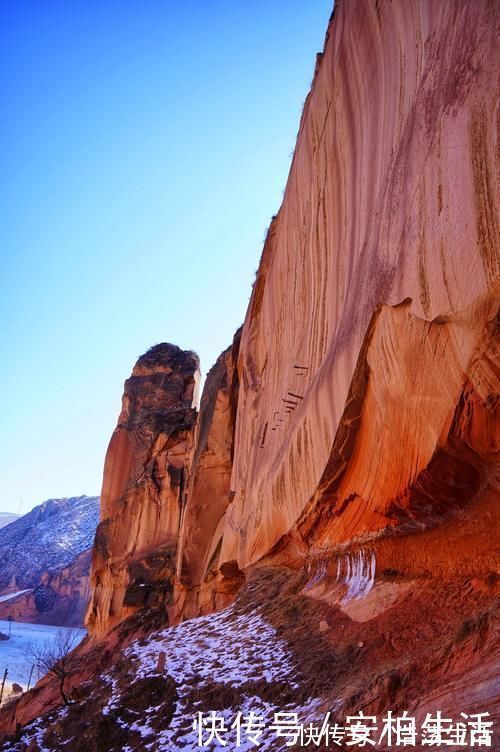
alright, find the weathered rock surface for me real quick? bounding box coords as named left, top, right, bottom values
left=173, top=329, right=242, bottom=621
left=221, top=0, right=499, bottom=573
left=87, top=0, right=499, bottom=654
left=83, top=0, right=499, bottom=640
left=0, top=550, right=92, bottom=627
left=3, top=0, right=499, bottom=745
left=86, top=344, right=200, bottom=637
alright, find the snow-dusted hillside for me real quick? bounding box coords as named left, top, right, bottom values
left=0, top=496, right=99, bottom=593
left=0, top=513, right=19, bottom=530
left=3, top=602, right=325, bottom=751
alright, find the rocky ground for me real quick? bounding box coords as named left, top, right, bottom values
left=1, top=563, right=497, bottom=751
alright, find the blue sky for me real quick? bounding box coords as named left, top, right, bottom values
left=0, top=0, right=332, bottom=515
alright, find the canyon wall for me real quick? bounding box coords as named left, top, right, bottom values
left=87, top=0, right=499, bottom=634
left=220, top=0, right=499, bottom=575
left=3, top=1, right=499, bottom=744
left=172, top=329, right=242, bottom=621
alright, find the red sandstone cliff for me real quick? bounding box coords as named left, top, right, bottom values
left=90, top=0, right=499, bottom=682
left=86, top=344, right=200, bottom=637
left=170, top=0, right=499, bottom=619
left=173, top=329, right=242, bottom=621
left=2, top=1, right=499, bottom=747
left=221, top=0, right=499, bottom=575
left=86, top=334, right=242, bottom=636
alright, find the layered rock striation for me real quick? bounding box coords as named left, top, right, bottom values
left=220, top=0, right=499, bottom=574
left=85, top=0, right=499, bottom=636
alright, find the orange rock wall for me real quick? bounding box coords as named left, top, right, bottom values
left=2, top=4, right=498, bottom=742
left=87, top=344, right=200, bottom=637
left=221, top=0, right=499, bottom=571
left=173, top=330, right=241, bottom=620
left=87, top=0, right=499, bottom=637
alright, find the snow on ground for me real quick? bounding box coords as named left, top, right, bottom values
left=0, top=620, right=86, bottom=690
left=0, top=496, right=99, bottom=593
left=115, top=606, right=323, bottom=751
left=129, top=608, right=299, bottom=687
left=6, top=605, right=328, bottom=751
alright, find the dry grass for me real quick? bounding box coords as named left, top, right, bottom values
left=233, top=567, right=359, bottom=699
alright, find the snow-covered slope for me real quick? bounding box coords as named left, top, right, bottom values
left=1, top=565, right=498, bottom=750
left=4, top=601, right=324, bottom=751
left=0, top=513, right=20, bottom=530
left=0, top=496, right=99, bottom=593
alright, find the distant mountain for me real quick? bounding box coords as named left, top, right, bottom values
left=0, top=495, right=99, bottom=594
left=0, top=512, right=20, bottom=529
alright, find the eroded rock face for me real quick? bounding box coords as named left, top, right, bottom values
left=86, top=344, right=200, bottom=637
left=220, top=0, right=499, bottom=572
left=1, top=2, right=499, bottom=743
left=86, top=0, right=499, bottom=633
left=83, top=0, right=499, bottom=638
left=172, top=329, right=242, bottom=621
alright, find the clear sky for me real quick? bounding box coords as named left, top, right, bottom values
left=0, top=0, right=332, bottom=515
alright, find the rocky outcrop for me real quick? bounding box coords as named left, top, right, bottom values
left=86, top=344, right=200, bottom=637
left=0, top=496, right=99, bottom=595
left=0, top=550, right=92, bottom=627
left=85, top=0, right=499, bottom=632
left=172, top=329, right=242, bottom=621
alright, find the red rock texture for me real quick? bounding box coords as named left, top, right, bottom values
left=86, top=344, right=200, bottom=637
left=172, top=329, right=241, bottom=621
left=220, top=0, right=499, bottom=572
left=4, top=0, right=498, bottom=744
left=85, top=0, right=499, bottom=651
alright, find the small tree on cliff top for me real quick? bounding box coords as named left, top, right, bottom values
left=28, top=629, right=81, bottom=706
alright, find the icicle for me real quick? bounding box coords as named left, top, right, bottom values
left=335, top=548, right=376, bottom=604
left=305, top=550, right=375, bottom=598
left=305, top=556, right=329, bottom=589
